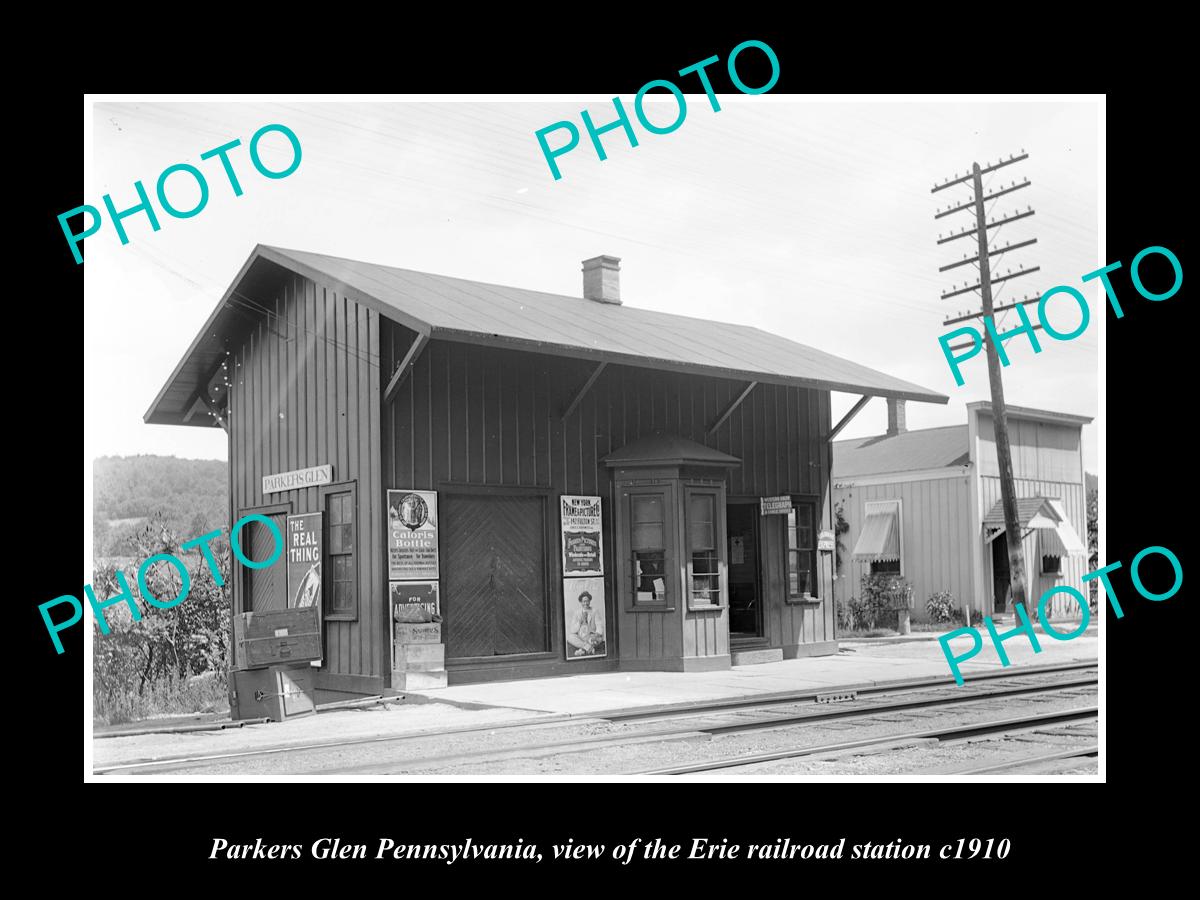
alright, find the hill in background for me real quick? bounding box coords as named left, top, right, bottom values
left=93, top=455, right=228, bottom=560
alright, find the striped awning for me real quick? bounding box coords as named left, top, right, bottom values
left=1039, top=500, right=1087, bottom=557
left=853, top=506, right=900, bottom=562
left=985, top=496, right=1087, bottom=557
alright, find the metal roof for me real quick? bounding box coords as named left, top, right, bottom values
left=603, top=434, right=742, bottom=468
left=146, top=245, right=948, bottom=426
left=833, top=425, right=969, bottom=478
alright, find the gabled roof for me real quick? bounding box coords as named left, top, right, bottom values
left=604, top=434, right=741, bottom=468
left=983, top=496, right=1061, bottom=529
left=145, top=245, right=948, bottom=426
left=833, top=425, right=969, bottom=478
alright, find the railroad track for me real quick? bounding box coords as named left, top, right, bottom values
left=95, top=661, right=1098, bottom=776
left=631, top=706, right=1098, bottom=775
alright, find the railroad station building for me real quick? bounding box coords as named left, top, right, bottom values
left=832, top=401, right=1093, bottom=622
left=147, top=245, right=946, bottom=697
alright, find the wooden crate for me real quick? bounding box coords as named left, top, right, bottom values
left=393, top=670, right=448, bottom=690
left=395, top=622, right=441, bottom=644
left=230, top=664, right=316, bottom=721
left=394, top=642, right=445, bottom=672
left=234, top=607, right=322, bottom=670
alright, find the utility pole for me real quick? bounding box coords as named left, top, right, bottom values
left=933, top=153, right=1038, bottom=618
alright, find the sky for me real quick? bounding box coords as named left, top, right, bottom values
left=85, top=97, right=1100, bottom=472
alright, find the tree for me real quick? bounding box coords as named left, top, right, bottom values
left=92, top=513, right=231, bottom=719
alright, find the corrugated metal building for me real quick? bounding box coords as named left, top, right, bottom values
left=832, top=400, right=1093, bottom=623
left=147, top=245, right=946, bottom=696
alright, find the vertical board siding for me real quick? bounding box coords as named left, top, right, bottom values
left=383, top=325, right=834, bottom=673
left=833, top=475, right=973, bottom=622
left=229, top=274, right=383, bottom=681
left=979, top=475, right=1088, bottom=618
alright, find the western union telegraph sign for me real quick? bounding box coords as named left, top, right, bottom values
left=263, top=464, right=333, bottom=495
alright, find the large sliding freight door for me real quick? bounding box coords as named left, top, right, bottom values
left=441, top=494, right=548, bottom=660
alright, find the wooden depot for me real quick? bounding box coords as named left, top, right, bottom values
left=148, top=246, right=949, bottom=698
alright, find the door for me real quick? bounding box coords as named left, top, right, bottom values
left=991, top=535, right=1010, bottom=614
left=441, top=493, right=549, bottom=659
left=243, top=512, right=287, bottom=612
left=727, top=502, right=763, bottom=638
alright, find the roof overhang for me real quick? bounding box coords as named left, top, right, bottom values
left=147, top=245, right=949, bottom=427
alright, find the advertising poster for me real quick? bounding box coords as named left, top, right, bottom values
left=286, top=512, right=323, bottom=609
left=562, top=576, right=606, bottom=660
left=390, top=581, right=440, bottom=622
left=388, top=489, right=439, bottom=580
left=560, top=495, right=604, bottom=576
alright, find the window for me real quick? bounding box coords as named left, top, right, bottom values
left=687, top=491, right=721, bottom=606
left=1042, top=555, right=1063, bottom=576
left=870, top=559, right=902, bottom=575
left=324, top=488, right=357, bottom=620
left=631, top=493, right=668, bottom=604
left=787, top=501, right=818, bottom=600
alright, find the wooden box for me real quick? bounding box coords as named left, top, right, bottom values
left=394, top=642, right=445, bottom=672
left=230, top=664, right=316, bottom=721
left=234, top=607, right=322, bottom=670
left=395, top=622, right=442, bottom=644
left=393, top=670, right=448, bottom=690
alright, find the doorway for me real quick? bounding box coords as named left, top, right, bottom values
left=727, top=502, right=763, bottom=640
left=441, top=493, right=549, bottom=660
left=991, top=534, right=1010, bottom=614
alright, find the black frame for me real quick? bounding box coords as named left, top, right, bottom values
left=785, top=494, right=822, bottom=605
left=233, top=500, right=291, bottom=615
left=320, top=480, right=359, bottom=622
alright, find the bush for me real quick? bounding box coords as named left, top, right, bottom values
left=92, top=514, right=232, bottom=726
left=927, top=591, right=956, bottom=623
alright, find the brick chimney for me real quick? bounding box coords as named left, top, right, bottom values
left=886, top=398, right=907, bottom=436
left=582, top=255, right=621, bottom=305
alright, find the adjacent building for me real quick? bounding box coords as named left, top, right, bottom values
left=832, top=400, right=1093, bottom=622
left=147, top=245, right=946, bottom=697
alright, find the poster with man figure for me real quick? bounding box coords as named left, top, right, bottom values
left=563, top=576, right=606, bottom=660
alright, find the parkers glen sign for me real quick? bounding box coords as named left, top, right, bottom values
left=263, top=464, right=333, bottom=495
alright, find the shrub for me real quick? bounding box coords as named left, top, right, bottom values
left=92, top=514, right=232, bottom=725
left=926, top=591, right=956, bottom=623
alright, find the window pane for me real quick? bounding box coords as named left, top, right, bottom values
left=632, top=523, right=664, bottom=551
left=688, top=494, right=714, bottom=550
left=787, top=510, right=798, bottom=549
left=329, top=524, right=342, bottom=555
left=632, top=495, right=663, bottom=525
left=634, top=551, right=666, bottom=603
left=341, top=495, right=353, bottom=521
left=797, top=526, right=813, bottom=550
left=340, top=522, right=354, bottom=553
left=692, top=550, right=719, bottom=576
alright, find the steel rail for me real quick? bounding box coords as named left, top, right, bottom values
left=632, top=707, right=1099, bottom=776
left=95, top=669, right=1097, bottom=776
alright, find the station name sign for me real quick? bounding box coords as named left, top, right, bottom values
left=263, top=464, right=333, bottom=495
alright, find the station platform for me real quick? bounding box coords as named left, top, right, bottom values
left=415, top=627, right=1099, bottom=715
left=92, top=628, right=1098, bottom=772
